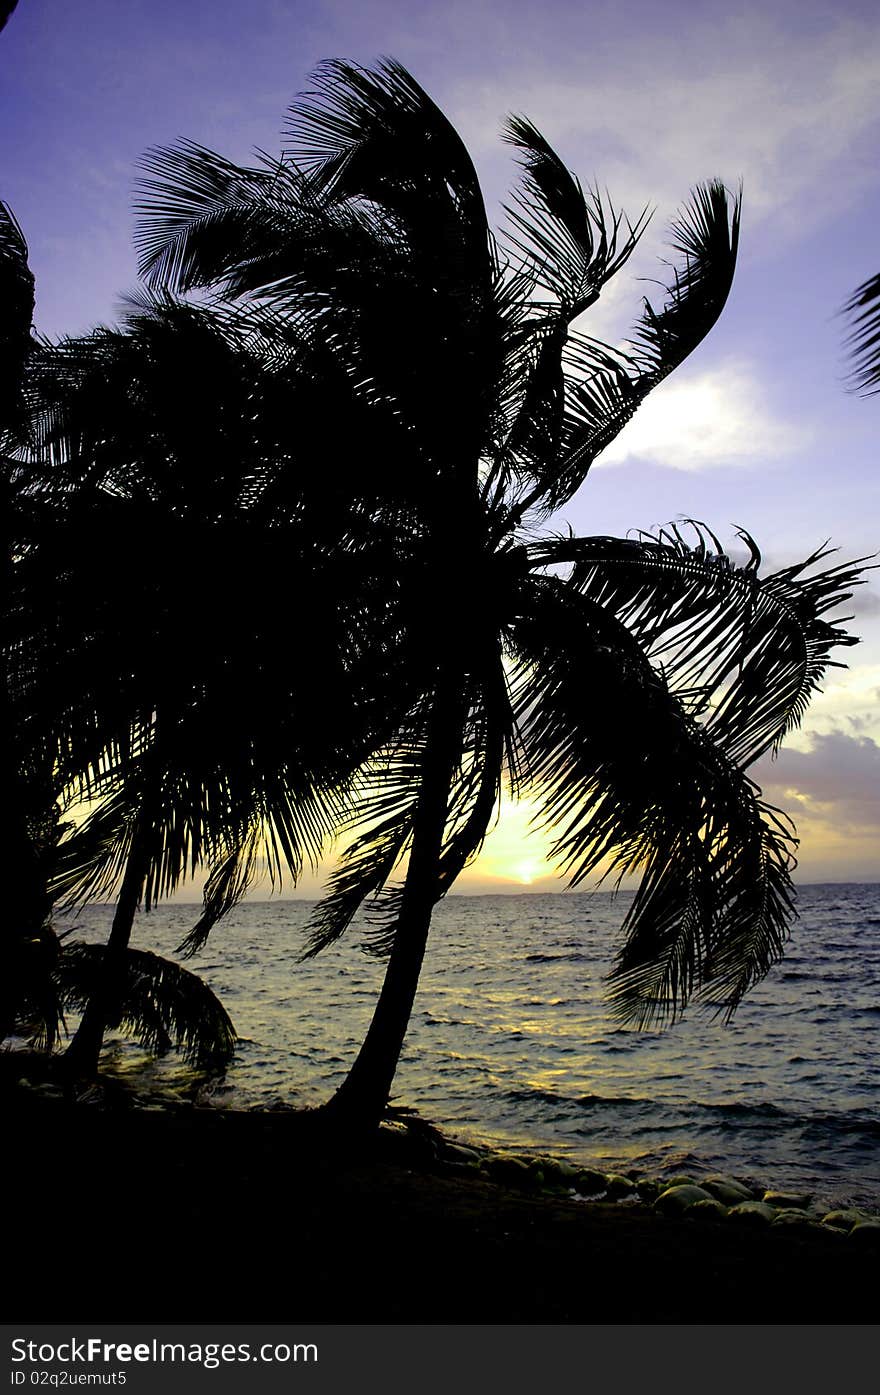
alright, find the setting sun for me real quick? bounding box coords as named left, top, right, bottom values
left=515, top=858, right=539, bottom=885
left=461, top=794, right=560, bottom=891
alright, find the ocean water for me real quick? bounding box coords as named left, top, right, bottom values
left=56, top=884, right=880, bottom=1211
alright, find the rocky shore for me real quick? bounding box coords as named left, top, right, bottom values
left=422, top=1129, right=880, bottom=1242
left=5, top=1067, right=879, bottom=1323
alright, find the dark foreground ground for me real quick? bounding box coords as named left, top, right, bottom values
left=4, top=1087, right=876, bottom=1325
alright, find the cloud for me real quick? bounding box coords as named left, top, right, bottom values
left=851, top=588, right=880, bottom=618
left=595, top=360, right=805, bottom=471
left=755, top=730, right=880, bottom=833
left=445, top=4, right=880, bottom=252
left=752, top=728, right=880, bottom=879
left=783, top=664, right=880, bottom=745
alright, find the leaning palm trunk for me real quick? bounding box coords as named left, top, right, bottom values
left=320, top=679, right=462, bottom=1132
left=63, top=828, right=150, bottom=1078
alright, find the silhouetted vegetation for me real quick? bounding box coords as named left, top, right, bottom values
left=7, top=289, right=405, bottom=1073
left=1, top=199, right=66, bottom=1047
left=2, top=62, right=869, bottom=1133
left=3, top=217, right=256, bottom=1067
left=128, top=61, right=867, bottom=1130
left=842, top=270, right=880, bottom=395
left=0, top=3, right=20, bottom=39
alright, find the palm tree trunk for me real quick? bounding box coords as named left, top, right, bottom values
left=63, top=828, right=149, bottom=1079
left=320, top=679, right=462, bottom=1134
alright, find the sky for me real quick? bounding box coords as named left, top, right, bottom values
left=2, top=0, right=879, bottom=890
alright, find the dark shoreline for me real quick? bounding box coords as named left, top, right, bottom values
left=5, top=1083, right=878, bottom=1325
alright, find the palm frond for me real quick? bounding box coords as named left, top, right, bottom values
left=529, top=522, right=868, bottom=766
left=134, top=61, right=506, bottom=471
left=45, top=695, right=350, bottom=937
left=284, top=60, right=504, bottom=462
left=630, top=180, right=741, bottom=370
left=13, top=296, right=403, bottom=945
left=302, top=729, right=427, bottom=959
left=135, top=146, right=391, bottom=342
left=0, top=925, right=63, bottom=1051
left=0, top=200, right=35, bottom=434
left=509, top=573, right=797, bottom=1024
left=303, top=653, right=515, bottom=961
left=0, top=200, right=33, bottom=303
left=176, top=831, right=262, bottom=959
left=606, top=792, right=797, bottom=1026
left=841, top=270, right=880, bottom=396
left=507, top=182, right=741, bottom=513
left=502, top=116, right=648, bottom=317
left=55, top=942, right=236, bottom=1069
left=49, top=790, right=136, bottom=909
left=134, top=142, right=293, bottom=294
left=494, top=320, right=568, bottom=488
left=360, top=671, right=514, bottom=957
left=284, top=58, right=489, bottom=244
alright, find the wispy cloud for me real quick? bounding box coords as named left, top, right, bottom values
left=595, top=360, right=806, bottom=471
left=783, top=663, right=880, bottom=745
left=446, top=4, right=880, bottom=251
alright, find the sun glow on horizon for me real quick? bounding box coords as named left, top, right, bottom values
left=515, top=859, right=538, bottom=885
left=462, top=794, right=560, bottom=890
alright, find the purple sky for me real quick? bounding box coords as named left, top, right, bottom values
left=2, top=0, right=879, bottom=885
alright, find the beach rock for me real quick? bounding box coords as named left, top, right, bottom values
left=486, top=1155, right=531, bottom=1187
left=533, top=1157, right=576, bottom=1186
left=820, top=1210, right=865, bottom=1234
left=848, top=1222, right=880, bottom=1247
left=703, top=1177, right=755, bottom=1205
left=375, top=1120, right=439, bottom=1166
left=771, top=1210, right=823, bottom=1232
left=575, top=1169, right=608, bottom=1196
left=443, top=1144, right=482, bottom=1168
left=665, top=1174, right=698, bottom=1190
left=555, top=1158, right=580, bottom=1181
left=636, top=1179, right=661, bottom=1203
left=763, top=1190, right=812, bottom=1210
left=533, top=1160, right=557, bottom=1185
left=727, top=1202, right=776, bottom=1227
left=654, top=1184, right=714, bottom=1216
left=22, top=1084, right=65, bottom=1106
left=687, top=1199, right=728, bottom=1221
left=604, top=1173, right=636, bottom=1198
left=154, top=1092, right=189, bottom=1110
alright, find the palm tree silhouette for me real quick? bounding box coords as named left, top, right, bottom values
left=1, top=199, right=70, bottom=1047
left=101, top=61, right=869, bottom=1126
left=13, top=291, right=411, bottom=1074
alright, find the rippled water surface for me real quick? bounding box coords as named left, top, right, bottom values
left=60, top=884, right=880, bottom=1209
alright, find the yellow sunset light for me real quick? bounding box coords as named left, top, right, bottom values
left=463, top=793, right=559, bottom=890
left=516, top=859, right=539, bottom=885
